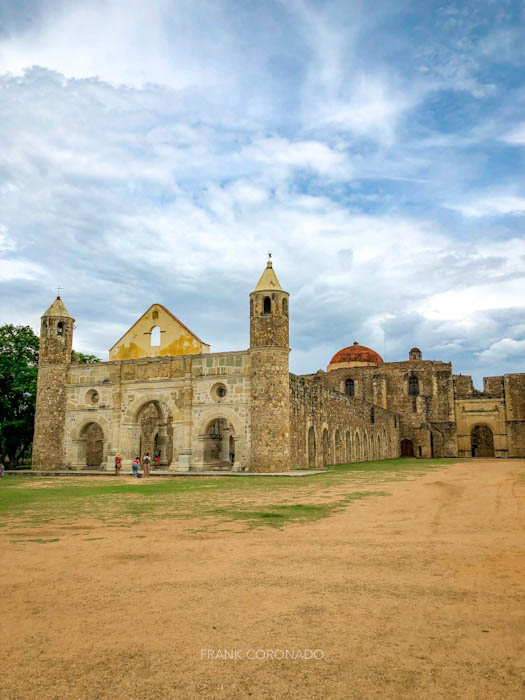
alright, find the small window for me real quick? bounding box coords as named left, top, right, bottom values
left=370, top=407, right=375, bottom=424
left=250, top=299, right=253, bottom=316
left=282, top=298, right=288, bottom=314
left=152, top=310, right=159, bottom=320
left=150, top=326, right=161, bottom=346
left=57, top=321, right=64, bottom=337
left=345, top=378, right=355, bottom=397
left=394, top=415, right=398, bottom=428
left=408, top=374, right=419, bottom=396
left=263, top=296, right=271, bottom=314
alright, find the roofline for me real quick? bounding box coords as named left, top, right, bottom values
left=109, top=303, right=208, bottom=352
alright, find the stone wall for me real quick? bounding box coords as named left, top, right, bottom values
left=290, top=374, right=399, bottom=470
left=63, top=351, right=251, bottom=471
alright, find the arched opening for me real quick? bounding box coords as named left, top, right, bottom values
left=263, top=296, right=271, bottom=314
left=150, top=326, right=161, bottom=346
left=137, top=401, right=173, bottom=467
left=203, top=418, right=235, bottom=469
left=370, top=406, right=375, bottom=424
left=345, top=378, right=355, bottom=397
left=354, top=431, right=361, bottom=462
left=363, top=431, right=369, bottom=461
left=250, top=299, right=253, bottom=316
left=282, top=298, right=288, bottom=314
left=322, top=428, right=331, bottom=466
left=345, top=430, right=351, bottom=463
left=471, top=425, right=494, bottom=457
left=57, top=321, right=64, bottom=337
left=408, top=374, right=419, bottom=396
left=376, top=434, right=381, bottom=461
left=307, top=426, right=316, bottom=467
left=335, top=429, right=342, bottom=464
left=400, top=438, right=414, bottom=457
left=81, top=422, right=104, bottom=468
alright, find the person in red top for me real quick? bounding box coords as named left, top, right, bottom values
left=114, top=453, right=122, bottom=476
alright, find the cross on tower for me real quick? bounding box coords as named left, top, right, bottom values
left=267, top=251, right=272, bottom=260
left=57, top=285, right=63, bottom=298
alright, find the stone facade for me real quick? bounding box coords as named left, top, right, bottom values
left=32, top=262, right=525, bottom=472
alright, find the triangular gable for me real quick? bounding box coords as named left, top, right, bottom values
left=109, top=304, right=210, bottom=361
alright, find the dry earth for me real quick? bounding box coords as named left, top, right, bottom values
left=1, top=459, right=525, bottom=700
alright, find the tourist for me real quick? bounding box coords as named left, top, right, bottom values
left=143, top=452, right=151, bottom=478
left=132, top=456, right=140, bottom=478
left=114, top=453, right=122, bottom=476
left=154, top=448, right=161, bottom=467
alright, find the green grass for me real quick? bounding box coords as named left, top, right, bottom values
left=0, top=458, right=456, bottom=531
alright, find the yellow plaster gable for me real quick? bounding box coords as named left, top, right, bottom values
left=109, top=304, right=210, bottom=361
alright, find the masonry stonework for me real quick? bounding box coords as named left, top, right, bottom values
left=32, top=262, right=525, bottom=472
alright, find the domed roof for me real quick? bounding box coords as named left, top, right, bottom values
left=328, top=341, right=383, bottom=369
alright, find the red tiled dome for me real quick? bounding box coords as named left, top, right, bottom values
left=329, top=341, right=384, bottom=367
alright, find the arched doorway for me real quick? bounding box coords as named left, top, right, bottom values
left=203, top=418, right=235, bottom=469
left=471, top=425, right=494, bottom=457
left=400, top=438, right=414, bottom=457
left=81, top=422, right=104, bottom=468
left=137, top=401, right=173, bottom=467
left=322, top=429, right=330, bottom=466
left=354, top=431, right=361, bottom=462
left=345, top=430, right=351, bottom=463
left=307, top=427, right=316, bottom=467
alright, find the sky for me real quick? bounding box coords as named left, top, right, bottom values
left=0, top=0, right=524, bottom=386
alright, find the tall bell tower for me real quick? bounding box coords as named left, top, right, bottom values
left=32, top=296, right=74, bottom=470
left=249, top=259, right=291, bottom=472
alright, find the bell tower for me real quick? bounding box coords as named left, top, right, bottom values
left=32, top=296, right=75, bottom=470
left=249, top=259, right=290, bottom=472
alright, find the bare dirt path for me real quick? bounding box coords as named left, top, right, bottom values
left=1, top=459, right=525, bottom=699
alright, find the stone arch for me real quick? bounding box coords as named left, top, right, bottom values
left=123, top=395, right=180, bottom=467
left=75, top=420, right=107, bottom=469
left=322, top=427, right=331, bottom=466
left=376, top=433, right=381, bottom=461
left=383, top=429, right=388, bottom=458
left=345, top=430, right=351, bottom=463
left=334, top=428, right=343, bottom=464
left=470, top=424, right=495, bottom=457
left=194, top=407, right=247, bottom=471
left=400, top=438, right=414, bottom=457
left=354, top=429, right=361, bottom=462
left=307, top=425, right=317, bottom=467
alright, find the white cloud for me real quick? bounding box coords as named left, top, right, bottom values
left=448, top=194, right=525, bottom=217
left=478, top=338, right=525, bottom=364
left=501, top=124, right=525, bottom=145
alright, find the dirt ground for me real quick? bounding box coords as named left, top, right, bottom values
left=1, top=459, right=525, bottom=700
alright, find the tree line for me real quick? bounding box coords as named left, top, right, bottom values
left=0, top=324, right=100, bottom=466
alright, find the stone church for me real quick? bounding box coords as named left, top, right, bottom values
left=32, top=261, right=525, bottom=472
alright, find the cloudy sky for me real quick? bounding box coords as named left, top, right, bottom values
left=1, top=0, right=524, bottom=384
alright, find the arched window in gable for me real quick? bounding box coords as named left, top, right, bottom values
left=151, top=326, right=161, bottom=346
left=345, top=378, right=355, bottom=397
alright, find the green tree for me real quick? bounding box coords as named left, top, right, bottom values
left=71, top=350, right=101, bottom=364
left=0, top=325, right=39, bottom=465
left=0, top=325, right=101, bottom=465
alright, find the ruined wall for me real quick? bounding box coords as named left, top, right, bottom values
left=63, top=351, right=251, bottom=471
left=504, top=374, right=525, bottom=457
left=290, top=374, right=399, bottom=470
left=455, top=398, right=508, bottom=458
left=323, top=361, right=457, bottom=457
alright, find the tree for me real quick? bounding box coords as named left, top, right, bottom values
left=0, top=325, right=101, bottom=464
left=0, top=325, right=39, bottom=464
left=71, top=350, right=101, bottom=364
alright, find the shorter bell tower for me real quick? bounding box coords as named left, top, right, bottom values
left=249, top=259, right=291, bottom=472
left=32, top=296, right=75, bottom=470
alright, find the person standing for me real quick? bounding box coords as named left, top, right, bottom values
left=143, top=452, right=151, bottom=478
left=114, top=453, right=122, bottom=476
left=132, top=456, right=140, bottom=478
left=154, top=448, right=161, bottom=468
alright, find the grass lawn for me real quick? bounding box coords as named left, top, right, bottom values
left=0, top=458, right=456, bottom=532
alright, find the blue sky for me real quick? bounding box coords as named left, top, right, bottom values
left=0, top=0, right=524, bottom=385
